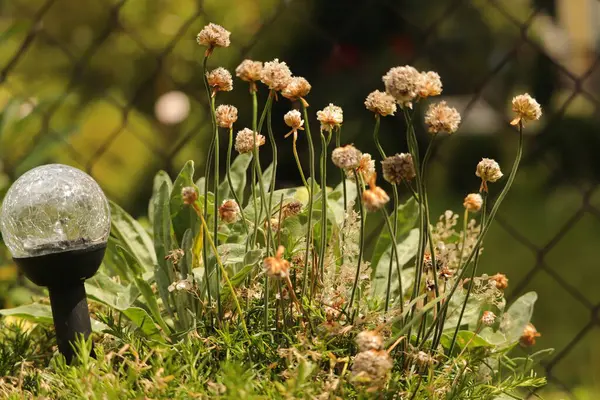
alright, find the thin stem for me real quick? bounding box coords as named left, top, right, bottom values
left=318, top=130, right=330, bottom=281
left=382, top=207, right=404, bottom=316
left=348, top=170, right=365, bottom=319
left=192, top=203, right=248, bottom=337
left=336, top=127, right=347, bottom=270
left=250, top=90, right=260, bottom=248
left=211, top=96, right=222, bottom=320
left=301, top=103, right=316, bottom=299
left=447, top=193, right=487, bottom=354
left=266, top=93, right=278, bottom=255
left=227, top=127, right=250, bottom=249
left=292, top=133, right=309, bottom=190
left=423, top=121, right=525, bottom=347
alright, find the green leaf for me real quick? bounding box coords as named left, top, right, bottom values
left=153, top=181, right=176, bottom=319
left=0, top=303, right=107, bottom=332
left=218, top=153, right=252, bottom=203
left=442, top=289, right=484, bottom=332
left=85, top=273, right=139, bottom=311
left=121, top=307, right=166, bottom=341
left=371, top=228, right=419, bottom=300
left=502, top=292, right=538, bottom=345
left=258, top=163, right=274, bottom=194
left=170, top=161, right=199, bottom=245
left=149, top=170, right=173, bottom=227
left=440, top=331, right=494, bottom=350
left=109, top=201, right=156, bottom=276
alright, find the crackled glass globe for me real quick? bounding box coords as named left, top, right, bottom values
left=0, top=164, right=110, bottom=258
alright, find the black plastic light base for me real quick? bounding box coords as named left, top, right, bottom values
left=13, top=244, right=106, bottom=364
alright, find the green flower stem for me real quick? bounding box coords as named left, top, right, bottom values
left=423, top=121, right=525, bottom=348
left=227, top=127, right=250, bottom=250
left=447, top=192, right=487, bottom=355
left=301, top=103, right=316, bottom=299
left=292, top=133, right=309, bottom=190
left=381, top=206, right=404, bottom=316
left=335, top=127, right=347, bottom=270
left=372, top=114, right=402, bottom=315
left=348, top=170, right=365, bottom=320
left=192, top=202, right=248, bottom=337
left=250, top=90, right=260, bottom=248
left=265, top=95, right=278, bottom=256
left=318, top=130, right=331, bottom=280
left=211, top=96, right=222, bottom=320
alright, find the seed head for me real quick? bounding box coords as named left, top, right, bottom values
left=424, top=101, right=461, bottom=134
left=520, top=323, right=541, bottom=347
left=181, top=186, right=198, bottom=205
left=362, top=175, right=390, bottom=212
left=347, top=153, right=376, bottom=182
left=382, top=65, right=422, bottom=108
left=236, top=59, right=263, bottom=82
left=417, top=71, right=443, bottom=98
left=332, top=145, right=362, bottom=170
left=260, top=58, right=292, bottom=91
left=282, top=76, right=311, bottom=101
left=351, top=349, right=393, bottom=388
left=316, top=103, right=343, bottom=132
left=218, top=199, right=240, bottom=224
left=356, top=331, right=384, bottom=352
left=207, top=67, right=233, bottom=94
left=283, top=109, right=304, bottom=138
left=215, top=104, right=238, bottom=128
left=264, top=246, right=290, bottom=279
left=476, top=158, right=503, bottom=192
left=196, top=23, right=231, bottom=55
left=381, top=153, right=415, bottom=184
left=511, top=93, right=542, bottom=126
left=364, top=90, right=397, bottom=117
left=235, top=128, right=265, bottom=154
left=489, top=273, right=508, bottom=290
left=463, top=193, right=483, bottom=212
left=481, top=311, right=496, bottom=326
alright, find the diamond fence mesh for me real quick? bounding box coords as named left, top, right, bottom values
left=1, top=0, right=599, bottom=397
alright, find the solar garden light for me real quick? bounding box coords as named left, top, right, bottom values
left=0, top=164, right=110, bottom=363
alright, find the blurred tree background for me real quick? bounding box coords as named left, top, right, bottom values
left=0, top=0, right=599, bottom=397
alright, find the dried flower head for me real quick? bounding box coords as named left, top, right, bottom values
left=215, top=104, right=238, bottom=128
left=481, top=311, right=496, bottom=326
left=364, top=90, right=397, bottom=117
left=316, top=103, right=343, bottom=132
left=236, top=60, right=263, bottom=82
left=282, top=201, right=303, bottom=218
left=489, top=273, right=508, bottom=290
left=218, top=199, right=240, bottom=224
left=181, top=186, right=198, bottom=205
left=356, top=331, right=384, bottom=352
left=362, top=175, right=390, bottom=212
left=351, top=349, right=393, bottom=388
left=511, top=93, right=542, bottom=126
left=282, top=76, right=311, bottom=102
left=165, top=249, right=185, bottom=265
left=520, top=323, right=541, bottom=347
left=439, top=266, right=453, bottom=280
left=347, top=153, right=376, bottom=182
left=261, top=58, right=292, bottom=91
left=196, top=23, right=231, bottom=55
left=235, top=128, right=265, bottom=154
left=414, top=351, right=435, bottom=367
left=381, top=153, right=415, bottom=184
left=382, top=65, right=422, bottom=108
left=332, top=145, right=362, bottom=170
left=418, top=71, right=443, bottom=98
left=283, top=109, right=304, bottom=138
left=476, top=158, right=503, bottom=192
left=463, top=193, right=483, bottom=213
left=207, top=67, right=233, bottom=94
left=264, top=246, right=290, bottom=279
left=168, top=275, right=194, bottom=292
left=424, top=101, right=461, bottom=134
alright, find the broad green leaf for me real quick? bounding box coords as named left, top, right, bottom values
left=440, top=331, right=494, bottom=350
left=258, top=163, right=274, bottom=194
left=109, top=201, right=156, bottom=276
left=510, top=348, right=555, bottom=372
left=122, top=307, right=166, bottom=341
left=218, top=153, right=252, bottom=204
left=170, top=161, right=199, bottom=245
left=371, top=228, right=419, bottom=300
left=333, top=179, right=357, bottom=210
left=0, top=303, right=107, bottom=332
left=153, top=181, right=176, bottom=319
left=148, top=170, right=173, bottom=226
left=442, top=288, right=483, bottom=332
left=502, top=292, right=538, bottom=345
left=86, top=273, right=139, bottom=311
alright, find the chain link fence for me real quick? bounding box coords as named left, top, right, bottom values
left=1, top=0, right=599, bottom=397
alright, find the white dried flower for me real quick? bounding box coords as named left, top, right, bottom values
left=181, top=186, right=198, bottom=205
left=424, top=101, right=461, bottom=134
left=356, top=331, right=384, bottom=352
left=381, top=153, right=415, bottom=184
left=382, top=65, right=422, bottom=108
left=417, top=71, right=443, bottom=98
left=215, top=104, right=238, bottom=128
left=362, top=185, right=390, bottom=212
left=168, top=275, right=194, bottom=292
left=236, top=59, right=263, bottom=82
left=346, top=153, right=375, bottom=182
left=196, top=23, right=231, bottom=54
left=207, top=67, right=233, bottom=93
left=414, top=351, right=435, bottom=367
left=511, top=93, right=542, bottom=126
left=481, top=311, right=496, bottom=326
left=463, top=193, right=483, bottom=213
left=283, top=110, right=304, bottom=138
left=235, top=128, right=265, bottom=154
left=261, top=58, right=292, bottom=91
left=316, top=103, right=343, bottom=131
left=219, top=199, right=240, bottom=224
left=476, top=158, right=503, bottom=192
left=332, top=145, right=362, bottom=170
left=282, top=77, right=311, bottom=101
left=364, top=90, right=397, bottom=116
left=351, top=350, right=393, bottom=388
